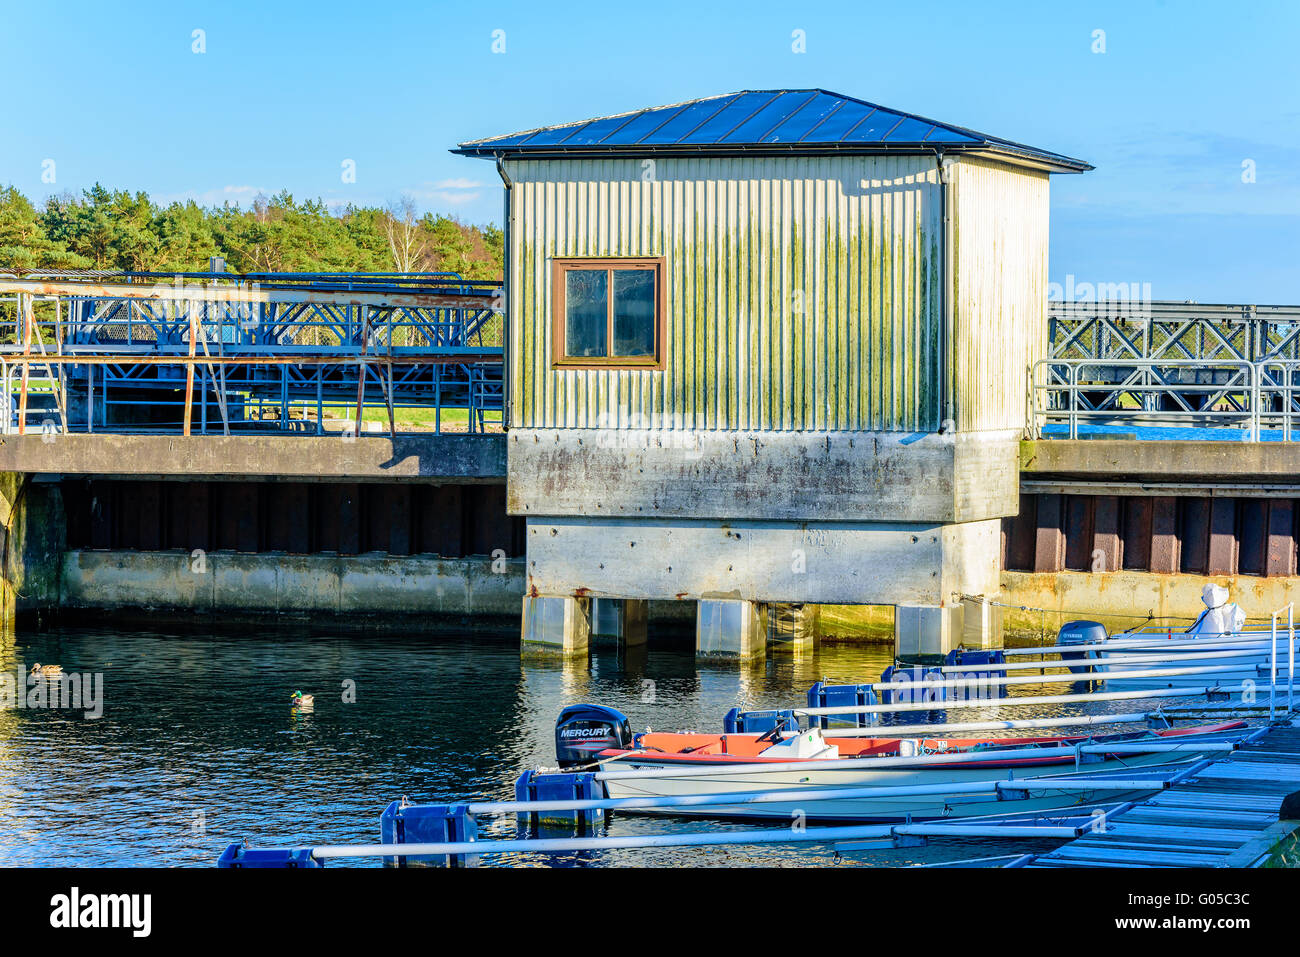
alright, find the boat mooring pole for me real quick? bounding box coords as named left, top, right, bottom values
left=1271, top=612, right=1278, bottom=722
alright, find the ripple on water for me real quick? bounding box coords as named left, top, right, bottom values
left=0, top=626, right=1208, bottom=867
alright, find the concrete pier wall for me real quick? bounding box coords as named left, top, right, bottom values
left=1004, top=438, right=1300, bottom=641
left=0, top=433, right=508, bottom=482
left=57, top=550, right=695, bottom=629
left=1001, top=569, right=1300, bottom=642
left=0, top=475, right=66, bottom=628
left=61, top=549, right=526, bottom=621
left=22, top=433, right=1300, bottom=647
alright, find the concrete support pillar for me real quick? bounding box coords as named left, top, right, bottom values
left=766, top=602, right=817, bottom=654
left=590, top=598, right=648, bottom=648
left=696, top=599, right=766, bottom=660
left=895, top=604, right=963, bottom=658
left=0, top=473, right=65, bottom=630
left=959, top=596, right=1003, bottom=650
left=521, top=595, right=590, bottom=657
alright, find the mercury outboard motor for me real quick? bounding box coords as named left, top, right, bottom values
left=1058, top=620, right=1107, bottom=674
left=555, top=704, right=632, bottom=768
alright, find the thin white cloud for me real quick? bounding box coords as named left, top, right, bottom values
left=428, top=190, right=482, bottom=206
left=432, top=177, right=483, bottom=190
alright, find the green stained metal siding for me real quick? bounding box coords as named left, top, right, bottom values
left=507, top=155, right=948, bottom=432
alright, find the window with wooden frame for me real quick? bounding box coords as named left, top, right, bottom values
left=551, top=257, right=664, bottom=369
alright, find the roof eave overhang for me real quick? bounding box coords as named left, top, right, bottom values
left=450, top=142, right=1093, bottom=173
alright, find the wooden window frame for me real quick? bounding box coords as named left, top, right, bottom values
left=551, top=257, right=666, bottom=370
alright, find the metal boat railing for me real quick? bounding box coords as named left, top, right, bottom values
left=772, top=624, right=1297, bottom=731
left=219, top=728, right=1262, bottom=866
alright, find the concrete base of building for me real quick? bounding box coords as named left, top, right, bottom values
left=523, top=516, right=1003, bottom=607
left=696, top=599, right=768, bottom=660
left=521, top=595, right=591, bottom=657
left=960, top=595, right=1003, bottom=650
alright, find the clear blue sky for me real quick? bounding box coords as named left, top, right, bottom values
left=2, top=0, right=1296, bottom=302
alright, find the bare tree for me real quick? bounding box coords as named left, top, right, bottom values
left=383, top=196, right=426, bottom=273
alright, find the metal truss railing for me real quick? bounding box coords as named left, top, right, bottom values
left=0, top=271, right=504, bottom=436
left=1029, top=358, right=1300, bottom=441
left=1048, top=301, right=1300, bottom=364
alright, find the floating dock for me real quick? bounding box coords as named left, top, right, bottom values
left=1016, top=721, right=1300, bottom=868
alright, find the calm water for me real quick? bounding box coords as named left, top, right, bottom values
left=0, top=623, right=1177, bottom=868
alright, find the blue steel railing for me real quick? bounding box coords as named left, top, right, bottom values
left=0, top=271, right=504, bottom=436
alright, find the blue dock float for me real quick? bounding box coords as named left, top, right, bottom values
left=217, top=843, right=321, bottom=868
left=723, top=707, right=800, bottom=734
left=514, top=771, right=605, bottom=830
left=379, top=800, right=479, bottom=867
left=805, top=682, right=878, bottom=729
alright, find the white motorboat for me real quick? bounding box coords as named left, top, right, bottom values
left=554, top=705, right=1250, bottom=822
left=1058, top=585, right=1297, bottom=693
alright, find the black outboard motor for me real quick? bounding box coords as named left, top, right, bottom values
left=1057, top=620, right=1107, bottom=674
left=555, top=704, right=632, bottom=769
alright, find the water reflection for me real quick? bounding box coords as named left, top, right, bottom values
left=0, top=623, right=1176, bottom=868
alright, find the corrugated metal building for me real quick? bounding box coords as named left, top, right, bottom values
left=455, top=90, right=1089, bottom=656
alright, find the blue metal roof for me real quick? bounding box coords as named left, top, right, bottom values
left=453, top=90, right=1092, bottom=172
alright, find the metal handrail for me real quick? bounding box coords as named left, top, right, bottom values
left=1028, top=357, right=1300, bottom=441
left=0, top=352, right=504, bottom=437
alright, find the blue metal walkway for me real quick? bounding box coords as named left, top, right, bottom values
left=1015, top=722, right=1300, bottom=867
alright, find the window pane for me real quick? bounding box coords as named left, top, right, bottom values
left=565, top=270, right=607, bottom=357
left=611, top=269, right=656, bottom=357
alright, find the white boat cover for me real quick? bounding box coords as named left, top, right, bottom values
left=1187, top=583, right=1246, bottom=636
left=757, top=729, right=840, bottom=760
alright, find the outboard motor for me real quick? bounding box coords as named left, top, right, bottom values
left=1058, top=620, right=1107, bottom=674
left=555, top=704, right=632, bottom=769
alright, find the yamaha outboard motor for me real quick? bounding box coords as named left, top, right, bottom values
left=555, top=704, right=632, bottom=769
left=1057, top=620, right=1107, bottom=674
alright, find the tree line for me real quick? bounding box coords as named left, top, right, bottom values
left=0, top=184, right=504, bottom=279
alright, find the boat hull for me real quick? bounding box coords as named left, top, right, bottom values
left=599, top=731, right=1243, bottom=822
left=1096, top=636, right=1299, bottom=692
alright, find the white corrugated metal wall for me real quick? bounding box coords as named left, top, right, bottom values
left=507, top=155, right=943, bottom=432
left=506, top=154, right=1048, bottom=434
left=950, top=157, right=1051, bottom=433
